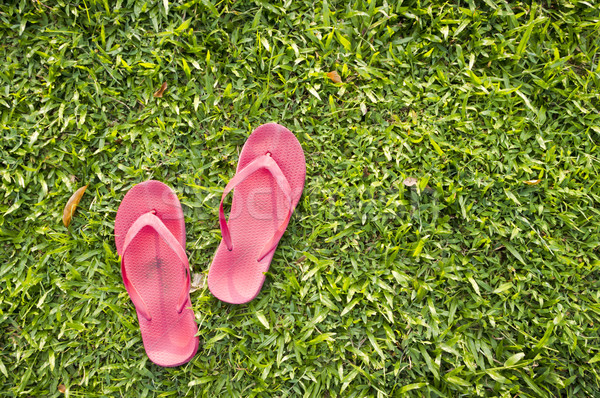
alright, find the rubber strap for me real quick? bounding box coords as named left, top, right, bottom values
left=219, top=154, right=294, bottom=262
left=121, top=212, right=190, bottom=321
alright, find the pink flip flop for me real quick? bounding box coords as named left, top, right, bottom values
left=208, top=123, right=306, bottom=304
left=115, top=180, right=198, bottom=367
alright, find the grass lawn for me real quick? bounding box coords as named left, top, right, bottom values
left=2, top=0, right=600, bottom=396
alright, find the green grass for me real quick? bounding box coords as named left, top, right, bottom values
left=1, top=0, right=600, bottom=396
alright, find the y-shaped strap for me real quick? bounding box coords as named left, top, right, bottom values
left=121, top=212, right=190, bottom=321
left=219, top=153, right=294, bottom=262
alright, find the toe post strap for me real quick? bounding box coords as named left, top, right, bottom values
left=121, top=212, right=191, bottom=321
left=219, top=154, right=294, bottom=261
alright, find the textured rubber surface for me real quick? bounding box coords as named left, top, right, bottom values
left=208, top=123, right=306, bottom=304
left=115, top=180, right=198, bottom=367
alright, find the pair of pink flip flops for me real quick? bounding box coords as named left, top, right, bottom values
left=114, top=123, right=306, bottom=367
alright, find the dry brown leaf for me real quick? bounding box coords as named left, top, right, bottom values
left=153, top=82, right=168, bottom=98
left=327, top=71, right=342, bottom=83
left=403, top=177, right=418, bottom=187
left=523, top=179, right=541, bottom=185
left=63, top=185, right=88, bottom=227
left=190, top=273, right=204, bottom=293
left=58, top=384, right=66, bottom=393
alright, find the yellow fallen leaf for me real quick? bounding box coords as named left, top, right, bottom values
left=409, top=109, right=417, bottom=124
left=190, top=273, right=204, bottom=293
left=63, top=185, right=88, bottom=227
left=327, top=71, right=342, bottom=83
left=153, top=82, right=168, bottom=98
left=403, top=177, right=418, bottom=187
left=523, top=179, right=541, bottom=185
